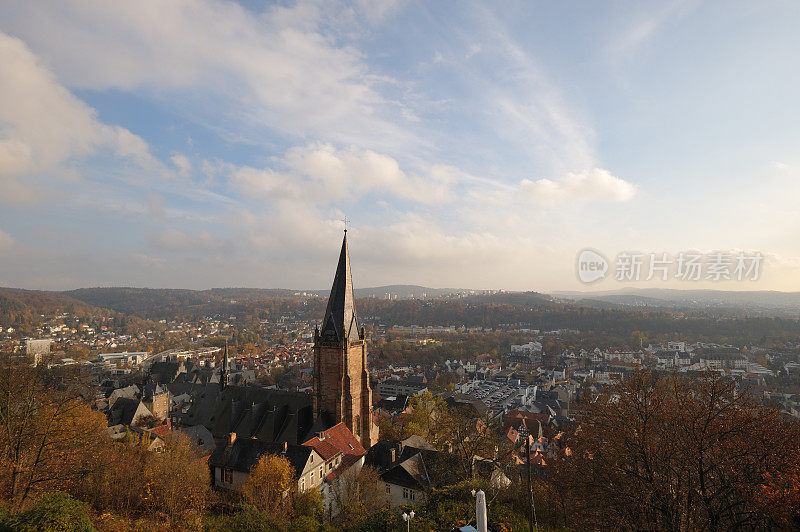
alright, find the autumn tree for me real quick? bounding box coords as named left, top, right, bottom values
left=0, top=361, right=108, bottom=508
left=552, top=371, right=800, bottom=530
left=141, top=431, right=210, bottom=518
left=241, top=454, right=294, bottom=516
left=329, top=465, right=388, bottom=526
left=403, top=392, right=449, bottom=449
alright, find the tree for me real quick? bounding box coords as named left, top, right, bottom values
left=141, top=432, right=210, bottom=518
left=403, top=392, right=449, bottom=449
left=134, top=413, right=162, bottom=429
left=552, top=371, right=800, bottom=530
left=241, top=454, right=294, bottom=516
left=3, top=493, right=94, bottom=532
left=0, top=362, right=107, bottom=508
left=329, top=466, right=388, bottom=526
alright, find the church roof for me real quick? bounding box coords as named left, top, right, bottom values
left=321, top=233, right=361, bottom=343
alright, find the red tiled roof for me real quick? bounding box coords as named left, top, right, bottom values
left=302, top=422, right=366, bottom=460
left=302, top=422, right=366, bottom=483
left=149, top=425, right=171, bottom=438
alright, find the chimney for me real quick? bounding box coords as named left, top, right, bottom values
left=229, top=432, right=237, bottom=444
left=282, top=441, right=288, bottom=453
left=389, top=448, right=396, bottom=463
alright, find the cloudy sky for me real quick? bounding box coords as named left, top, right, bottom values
left=1, top=0, right=799, bottom=292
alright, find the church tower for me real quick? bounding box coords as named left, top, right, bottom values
left=313, top=232, right=378, bottom=449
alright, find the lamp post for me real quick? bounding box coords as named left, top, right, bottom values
left=402, top=510, right=415, bottom=531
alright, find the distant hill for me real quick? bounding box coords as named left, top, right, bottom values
left=0, top=288, right=99, bottom=316
left=63, top=287, right=301, bottom=319
left=553, top=288, right=800, bottom=315
left=0, top=287, right=105, bottom=329
left=308, top=285, right=469, bottom=299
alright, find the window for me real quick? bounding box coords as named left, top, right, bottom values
left=223, top=468, right=233, bottom=484
left=310, top=455, right=313, bottom=463
left=319, top=466, right=323, bottom=478
left=402, top=488, right=409, bottom=499
left=311, top=471, right=314, bottom=482
left=410, top=490, right=415, bottom=501
left=385, top=483, right=391, bottom=494
left=300, top=477, right=305, bottom=491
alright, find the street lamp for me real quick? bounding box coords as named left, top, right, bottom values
left=402, top=510, right=415, bottom=531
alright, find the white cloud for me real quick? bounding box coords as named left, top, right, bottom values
left=0, top=229, right=14, bottom=251
left=229, top=143, right=455, bottom=205
left=0, top=32, right=155, bottom=204
left=518, top=168, right=637, bottom=205
left=465, top=43, right=482, bottom=59
left=463, top=7, right=598, bottom=177
left=153, top=229, right=227, bottom=253
left=170, top=153, right=192, bottom=178
left=0, top=0, right=411, bottom=148
left=604, top=0, right=698, bottom=64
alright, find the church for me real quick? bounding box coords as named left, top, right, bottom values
left=206, top=232, right=378, bottom=490
left=313, top=231, right=379, bottom=449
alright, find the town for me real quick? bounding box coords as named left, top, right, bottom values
left=2, top=236, right=799, bottom=530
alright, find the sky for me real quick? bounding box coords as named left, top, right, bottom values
left=1, top=0, right=799, bottom=292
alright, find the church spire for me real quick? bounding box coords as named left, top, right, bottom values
left=221, top=339, right=229, bottom=389
left=321, top=232, right=361, bottom=343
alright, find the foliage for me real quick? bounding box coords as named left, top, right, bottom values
left=552, top=371, right=800, bottom=530
left=241, top=454, right=294, bottom=516
left=329, top=466, right=389, bottom=528
left=205, top=508, right=287, bottom=532
left=292, top=487, right=323, bottom=521
left=3, top=493, right=94, bottom=532
left=68, top=428, right=210, bottom=521
left=0, top=362, right=108, bottom=508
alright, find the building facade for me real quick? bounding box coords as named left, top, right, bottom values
left=313, top=233, right=379, bottom=449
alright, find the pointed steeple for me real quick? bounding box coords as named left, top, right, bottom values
left=221, top=339, right=229, bottom=389
left=321, top=232, right=361, bottom=343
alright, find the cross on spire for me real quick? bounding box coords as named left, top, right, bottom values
left=342, top=215, right=350, bottom=233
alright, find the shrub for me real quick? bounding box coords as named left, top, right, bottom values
left=4, top=493, right=94, bottom=532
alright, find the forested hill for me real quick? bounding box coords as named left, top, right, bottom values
left=0, top=288, right=103, bottom=328
left=63, top=287, right=300, bottom=320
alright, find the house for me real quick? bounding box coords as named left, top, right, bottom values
left=366, top=436, right=508, bottom=507
left=107, top=425, right=165, bottom=452
left=208, top=433, right=324, bottom=492
left=107, top=397, right=159, bottom=427
left=178, top=424, right=216, bottom=455
left=301, top=422, right=368, bottom=513
left=374, top=394, right=411, bottom=417
left=377, top=379, right=428, bottom=397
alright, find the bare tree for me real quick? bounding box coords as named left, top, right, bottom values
left=328, top=465, right=388, bottom=525
left=552, top=371, right=800, bottom=530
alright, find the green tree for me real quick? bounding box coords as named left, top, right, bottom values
left=4, top=493, right=94, bottom=532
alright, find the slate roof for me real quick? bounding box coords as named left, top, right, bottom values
left=108, top=384, right=139, bottom=403
left=179, top=425, right=216, bottom=455
left=208, top=437, right=313, bottom=477
left=375, top=394, right=409, bottom=415
left=320, top=234, right=361, bottom=344
left=181, top=384, right=332, bottom=444
left=380, top=446, right=465, bottom=490
left=107, top=397, right=143, bottom=426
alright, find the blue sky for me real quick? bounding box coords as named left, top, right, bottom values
left=1, top=0, right=799, bottom=291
